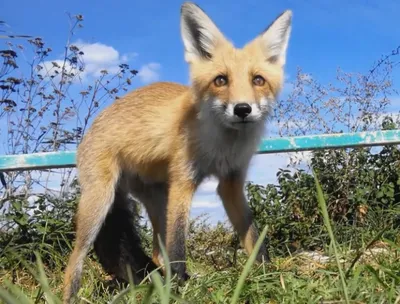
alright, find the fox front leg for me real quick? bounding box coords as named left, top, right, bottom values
left=164, top=167, right=197, bottom=281
left=217, top=172, right=269, bottom=263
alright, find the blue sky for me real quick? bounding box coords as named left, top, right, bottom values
left=2, top=0, right=400, bottom=223
left=3, top=0, right=400, bottom=84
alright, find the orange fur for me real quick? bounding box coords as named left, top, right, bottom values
left=63, top=3, right=292, bottom=303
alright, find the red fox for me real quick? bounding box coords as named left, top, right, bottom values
left=63, top=2, right=292, bottom=302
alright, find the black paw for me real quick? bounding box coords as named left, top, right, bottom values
left=175, top=271, right=191, bottom=286
left=181, top=271, right=191, bottom=281
left=171, top=262, right=190, bottom=283
left=256, top=246, right=271, bottom=264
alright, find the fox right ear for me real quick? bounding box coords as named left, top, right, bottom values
left=180, top=2, right=227, bottom=63
left=259, top=10, right=292, bottom=66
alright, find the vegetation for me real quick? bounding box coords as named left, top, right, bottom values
left=1, top=13, right=400, bottom=304
left=1, top=170, right=400, bottom=303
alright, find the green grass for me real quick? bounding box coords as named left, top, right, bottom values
left=1, top=174, right=400, bottom=303
left=1, top=240, right=400, bottom=303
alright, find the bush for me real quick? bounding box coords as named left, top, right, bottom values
left=247, top=117, right=400, bottom=257
left=0, top=192, right=78, bottom=270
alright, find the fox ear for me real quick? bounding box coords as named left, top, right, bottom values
left=180, top=2, right=227, bottom=63
left=259, top=10, right=292, bottom=65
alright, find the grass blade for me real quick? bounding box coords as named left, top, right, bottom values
left=231, top=224, right=269, bottom=304
left=33, top=252, right=61, bottom=304
left=0, top=287, right=23, bottom=304
left=345, top=228, right=386, bottom=277
left=157, top=234, right=171, bottom=304
left=313, top=169, right=350, bottom=304
left=0, top=280, right=32, bottom=304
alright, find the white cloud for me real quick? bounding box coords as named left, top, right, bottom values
left=78, top=42, right=119, bottom=63
left=247, top=153, right=291, bottom=185
left=75, top=41, right=136, bottom=77
left=40, top=40, right=137, bottom=82
left=138, top=62, right=161, bottom=83
left=197, top=177, right=218, bottom=195
left=192, top=200, right=220, bottom=209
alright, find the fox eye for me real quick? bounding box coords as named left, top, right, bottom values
left=214, top=75, right=228, bottom=87
left=253, top=75, right=265, bottom=86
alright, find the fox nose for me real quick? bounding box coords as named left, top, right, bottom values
left=234, top=103, right=252, bottom=119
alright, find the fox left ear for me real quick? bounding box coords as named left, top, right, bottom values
left=180, top=2, right=228, bottom=63
left=259, top=10, right=292, bottom=66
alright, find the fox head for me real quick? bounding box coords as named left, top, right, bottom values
left=180, top=2, right=292, bottom=130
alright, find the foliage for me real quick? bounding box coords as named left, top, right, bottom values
left=2, top=175, right=400, bottom=303
left=248, top=116, right=400, bottom=258
left=0, top=14, right=140, bottom=274
left=275, top=46, right=400, bottom=137
left=0, top=193, right=77, bottom=270
left=247, top=169, right=322, bottom=255
left=186, top=214, right=241, bottom=271
left=0, top=14, right=137, bottom=197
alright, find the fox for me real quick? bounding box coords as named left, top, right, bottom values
left=63, top=2, right=292, bottom=303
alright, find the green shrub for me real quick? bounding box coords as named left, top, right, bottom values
left=247, top=117, right=400, bottom=257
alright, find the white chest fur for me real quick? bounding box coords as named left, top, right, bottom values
left=192, top=117, right=265, bottom=179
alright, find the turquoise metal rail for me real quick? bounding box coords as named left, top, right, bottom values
left=1, top=130, right=400, bottom=172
